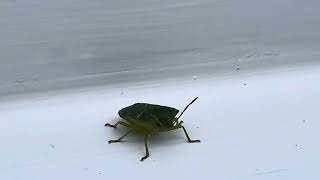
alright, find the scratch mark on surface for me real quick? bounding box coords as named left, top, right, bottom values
left=254, top=169, right=287, bottom=176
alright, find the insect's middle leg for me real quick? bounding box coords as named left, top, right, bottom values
left=108, top=130, right=131, bottom=144
left=105, top=121, right=130, bottom=128
left=181, top=126, right=201, bottom=143
left=140, top=135, right=150, bottom=161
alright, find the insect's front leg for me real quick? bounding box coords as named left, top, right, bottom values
left=105, top=121, right=131, bottom=128
left=181, top=126, right=201, bottom=143
left=108, top=130, right=131, bottom=144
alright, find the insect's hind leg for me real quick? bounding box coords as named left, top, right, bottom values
left=108, top=130, right=131, bottom=144
left=140, top=135, right=150, bottom=161
left=181, top=125, right=201, bottom=143
left=105, top=121, right=130, bottom=128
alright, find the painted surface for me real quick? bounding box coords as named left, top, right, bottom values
left=1, top=67, right=320, bottom=179
left=0, top=1, right=320, bottom=179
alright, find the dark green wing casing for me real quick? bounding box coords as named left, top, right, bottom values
left=119, top=103, right=179, bottom=128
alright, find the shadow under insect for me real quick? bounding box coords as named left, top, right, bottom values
left=105, top=97, right=201, bottom=161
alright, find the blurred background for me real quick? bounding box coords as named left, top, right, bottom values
left=1, top=0, right=320, bottom=96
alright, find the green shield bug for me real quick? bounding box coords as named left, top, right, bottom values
left=105, top=97, right=200, bottom=161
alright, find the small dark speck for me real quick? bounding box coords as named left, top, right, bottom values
left=235, top=67, right=240, bottom=71
left=295, top=144, right=303, bottom=150
left=243, top=83, right=247, bottom=86
left=302, top=120, right=306, bottom=123
left=50, top=144, right=55, bottom=148
left=196, top=126, right=200, bottom=128
left=98, top=173, right=102, bottom=175
left=120, top=92, right=124, bottom=95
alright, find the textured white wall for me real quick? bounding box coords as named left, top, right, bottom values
left=1, top=0, right=320, bottom=95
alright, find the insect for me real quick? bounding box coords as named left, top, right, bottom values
left=105, top=97, right=200, bottom=161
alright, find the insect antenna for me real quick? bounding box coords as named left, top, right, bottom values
left=176, top=97, right=198, bottom=120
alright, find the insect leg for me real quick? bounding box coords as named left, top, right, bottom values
left=108, top=130, right=131, bottom=144
left=140, top=135, right=150, bottom=161
left=105, top=121, right=131, bottom=128
left=181, top=126, right=201, bottom=143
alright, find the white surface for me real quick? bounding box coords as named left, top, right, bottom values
left=1, top=0, right=320, bottom=179
left=1, top=66, right=320, bottom=180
